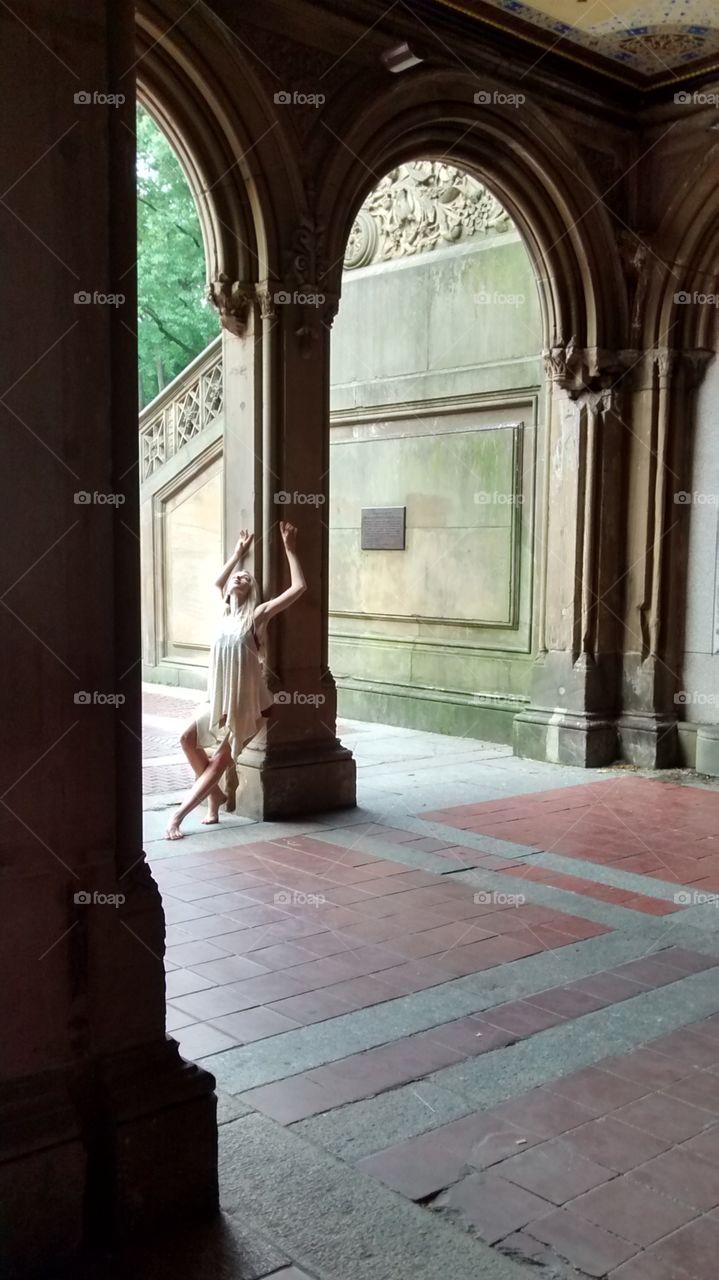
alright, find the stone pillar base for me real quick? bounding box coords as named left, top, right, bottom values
left=513, top=710, right=617, bottom=767
left=0, top=1073, right=85, bottom=1276
left=616, top=713, right=678, bottom=768
left=0, top=1039, right=218, bottom=1275
left=89, top=1037, right=218, bottom=1239
left=235, top=742, right=357, bottom=820
left=695, top=725, right=719, bottom=777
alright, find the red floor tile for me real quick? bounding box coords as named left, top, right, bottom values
left=544, top=1066, right=651, bottom=1116
left=571, top=1174, right=697, bottom=1245
left=629, top=1146, right=719, bottom=1211
left=490, top=1087, right=597, bottom=1138
left=447, top=1171, right=552, bottom=1243
left=612, top=1093, right=718, bottom=1144
left=613, top=1216, right=719, bottom=1279
left=209, top=1005, right=301, bottom=1042
left=525, top=1206, right=638, bottom=1276
left=483, top=1000, right=566, bottom=1037
left=599, top=1047, right=693, bottom=1091
left=560, top=1115, right=671, bottom=1172
left=496, top=1136, right=612, bottom=1204
left=357, top=1132, right=466, bottom=1200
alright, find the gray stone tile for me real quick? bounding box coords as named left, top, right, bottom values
left=219, top=1116, right=531, bottom=1280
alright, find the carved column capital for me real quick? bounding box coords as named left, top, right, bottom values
left=627, top=347, right=714, bottom=391
left=207, top=275, right=255, bottom=336
left=543, top=343, right=636, bottom=396
left=256, top=282, right=277, bottom=321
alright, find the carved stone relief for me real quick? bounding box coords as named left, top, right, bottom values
left=343, top=161, right=513, bottom=269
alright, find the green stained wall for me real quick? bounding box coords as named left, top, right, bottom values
left=329, top=229, right=543, bottom=740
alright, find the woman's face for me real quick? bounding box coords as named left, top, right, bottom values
left=228, top=570, right=252, bottom=601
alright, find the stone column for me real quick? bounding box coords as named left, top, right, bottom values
left=513, top=347, right=628, bottom=766
left=221, top=256, right=356, bottom=819
left=0, top=4, right=216, bottom=1273
left=618, top=348, right=713, bottom=765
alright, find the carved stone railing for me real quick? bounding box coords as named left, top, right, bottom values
left=139, top=335, right=223, bottom=480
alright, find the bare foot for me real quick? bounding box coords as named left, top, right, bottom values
left=165, top=817, right=184, bottom=840
left=202, top=789, right=226, bottom=825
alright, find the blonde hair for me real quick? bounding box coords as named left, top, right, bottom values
left=224, top=573, right=261, bottom=634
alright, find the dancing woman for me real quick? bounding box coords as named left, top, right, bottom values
left=165, top=521, right=305, bottom=839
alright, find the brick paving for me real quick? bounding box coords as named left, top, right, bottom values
left=427, top=777, right=719, bottom=892
left=357, top=1011, right=719, bottom=1275
left=141, top=688, right=719, bottom=1279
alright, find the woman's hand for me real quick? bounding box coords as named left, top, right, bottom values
left=280, top=521, right=298, bottom=551
left=234, top=530, right=253, bottom=560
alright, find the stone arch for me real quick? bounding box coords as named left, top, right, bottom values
left=135, top=1, right=306, bottom=289
left=641, top=140, right=719, bottom=353
left=317, top=72, right=628, bottom=356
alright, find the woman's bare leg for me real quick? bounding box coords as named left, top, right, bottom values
left=179, top=721, right=225, bottom=824
left=166, top=740, right=233, bottom=840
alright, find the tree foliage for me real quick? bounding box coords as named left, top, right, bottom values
left=136, top=105, right=217, bottom=407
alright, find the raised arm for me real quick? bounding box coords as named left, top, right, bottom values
left=215, top=530, right=253, bottom=596
left=254, top=522, right=306, bottom=626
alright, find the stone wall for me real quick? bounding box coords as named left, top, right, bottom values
left=329, top=209, right=542, bottom=740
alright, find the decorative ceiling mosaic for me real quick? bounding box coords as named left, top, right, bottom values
left=439, top=0, right=719, bottom=82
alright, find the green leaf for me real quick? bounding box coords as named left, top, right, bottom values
left=136, top=104, right=218, bottom=407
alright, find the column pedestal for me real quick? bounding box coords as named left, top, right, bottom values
left=237, top=741, right=356, bottom=820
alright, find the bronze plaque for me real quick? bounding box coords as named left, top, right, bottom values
left=361, top=506, right=406, bottom=550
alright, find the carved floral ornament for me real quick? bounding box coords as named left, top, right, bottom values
left=543, top=344, right=713, bottom=396
left=343, top=161, right=513, bottom=270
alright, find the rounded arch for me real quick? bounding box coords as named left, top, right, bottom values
left=642, top=141, right=719, bottom=353
left=317, top=71, right=628, bottom=356
left=135, top=1, right=306, bottom=285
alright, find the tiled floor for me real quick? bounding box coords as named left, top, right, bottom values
left=427, top=778, right=719, bottom=892
left=358, top=1009, right=719, bottom=1276
left=136, top=684, right=719, bottom=1280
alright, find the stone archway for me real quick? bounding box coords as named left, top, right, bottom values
left=315, top=74, right=631, bottom=767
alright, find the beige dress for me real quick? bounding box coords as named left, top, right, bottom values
left=195, top=611, right=273, bottom=762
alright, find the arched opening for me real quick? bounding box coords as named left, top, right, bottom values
left=329, top=158, right=544, bottom=753
left=135, top=101, right=227, bottom=811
